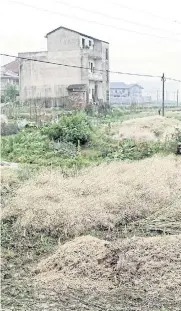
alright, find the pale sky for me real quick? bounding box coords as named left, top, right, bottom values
left=0, top=0, right=181, bottom=88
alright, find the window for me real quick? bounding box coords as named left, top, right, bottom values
left=82, top=38, right=85, bottom=48
left=106, top=48, right=109, bottom=60
left=89, top=40, right=92, bottom=47
left=106, top=90, right=109, bottom=101
left=89, top=62, right=94, bottom=72
left=106, top=70, right=109, bottom=82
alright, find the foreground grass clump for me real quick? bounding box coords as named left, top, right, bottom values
left=1, top=155, right=181, bottom=311
left=1, top=215, right=58, bottom=311
left=2, top=156, right=181, bottom=239
left=34, top=235, right=181, bottom=310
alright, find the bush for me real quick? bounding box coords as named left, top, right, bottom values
left=1, top=130, right=51, bottom=163
left=103, top=139, right=162, bottom=161
left=41, top=113, right=92, bottom=145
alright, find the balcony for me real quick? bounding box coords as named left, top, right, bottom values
left=81, top=48, right=102, bottom=60
left=88, top=69, right=103, bottom=81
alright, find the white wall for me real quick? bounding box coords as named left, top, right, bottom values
left=47, top=28, right=80, bottom=52
left=19, top=50, right=82, bottom=100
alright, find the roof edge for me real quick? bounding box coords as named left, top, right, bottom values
left=45, top=26, right=109, bottom=44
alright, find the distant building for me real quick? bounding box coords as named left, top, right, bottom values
left=19, top=26, right=110, bottom=107
left=1, top=60, right=19, bottom=94
left=110, top=82, right=144, bottom=105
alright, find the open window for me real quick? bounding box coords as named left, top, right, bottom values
left=82, top=38, right=85, bottom=48
left=89, top=62, right=94, bottom=72
left=106, top=70, right=109, bottom=82
left=106, top=48, right=109, bottom=60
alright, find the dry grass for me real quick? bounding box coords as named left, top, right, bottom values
left=112, top=116, right=181, bottom=142
left=2, top=155, right=181, bottom=238
left=166, top=110, right=181, bottom=121
left=1, top=167, right=18, bottom=186
left=0, top=167, right=19, bottom=209
left=35, top=235, right=113, bottom=292
left=115, top=235, right=181, bottom=306
left=34, top=234, right=181, bottom=309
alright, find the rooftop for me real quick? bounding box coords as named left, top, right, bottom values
left=45, top=26, right=109, bottom=44
left=2, top=60, right=19, bottom=75
left=110, top=82, right=143, bottom=89
left=67, top=84, right=86, bottom=90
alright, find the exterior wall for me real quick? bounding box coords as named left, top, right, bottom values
left=68, top=90, right=87, bottom=108
left=101, top=42, right=109, bottom=103
left=19, top=28, right=109, bottom=105
left=19, top=51, right=82, bottom=102
left=47, top=28, right=80, bottom=52
left=110, top=86, right=143, bottom=105
left=129, top=86, right=142, bottom=97
left=81, top=40, right=109, bottom=103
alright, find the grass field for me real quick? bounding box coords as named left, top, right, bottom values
left=1, top=154, right=181, bottom=311
left=1, top=107, right=181, bottom=310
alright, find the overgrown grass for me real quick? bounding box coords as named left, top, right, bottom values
left=1, top=112, right=181, bottom=169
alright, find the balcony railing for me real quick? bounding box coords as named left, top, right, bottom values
left=82, top=48, right=102, bottom=59
left=88, top=68, right=103, bottom=81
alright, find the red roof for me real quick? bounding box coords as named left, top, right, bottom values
left=3, top=60, right=19, bottom=75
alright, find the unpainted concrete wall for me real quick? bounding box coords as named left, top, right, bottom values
left=19, top=51, right=82, bottom=101
left=47, top=28, right=80, bottom=52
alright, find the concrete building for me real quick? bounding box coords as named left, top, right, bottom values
left=19, top=27, right=109, bottom=107
left=1, top=60, right=19, bottom=94
left=110, top=82, right=144, bottom=105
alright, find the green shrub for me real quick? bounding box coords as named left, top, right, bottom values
left=52, top=140, right=77, bottom=157
left=104, top=139, right=163, bottom=161
left=41, top=113, right=92, bottom=145
left=1, top=130, right=51, bottom=163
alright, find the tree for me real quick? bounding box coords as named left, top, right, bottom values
left=3, top=84, right=18, bottom=102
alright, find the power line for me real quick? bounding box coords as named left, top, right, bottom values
left=1, top=53, right=180, bottom=82
left=112, top=1, right=181, bottom=25
left=0, top=53, right=162, bottom=79
left=5, top=0, right=181, bottom=43
left=52, top=0, right=181, bottom=37
left=166, top=77, right=181, bottom=83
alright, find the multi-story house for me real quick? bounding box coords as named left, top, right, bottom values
left=19, top=26, right=109, bottom=107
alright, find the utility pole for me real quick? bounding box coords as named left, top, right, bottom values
left=161, top=73, right=166, bottom=116
left=177, top=89, right=179, bottom=107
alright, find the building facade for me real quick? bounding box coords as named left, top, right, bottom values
left=19, top=27, right=109, bottom=107
left=1, top=60, right=19, bottom=94
left=110, top=82, right=144, bottom=105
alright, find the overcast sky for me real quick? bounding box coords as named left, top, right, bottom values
left=0, top=0, right=181, bottom=88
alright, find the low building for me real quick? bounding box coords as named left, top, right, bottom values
left=1, top=60, right=19, bottom=94
left=110, top=82, right=143, bottom=105
left=19, top=26, right=110, bottom=107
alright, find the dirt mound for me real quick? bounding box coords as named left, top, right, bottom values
left=115, top=235, right=181, bottom=306
left=112, top=116, right=181, bottom=141
left=35, top=235, right=181, bottom=309
left=2, top=156, right=181, bottom=237
left=35, top=235, right=113, bottom=291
